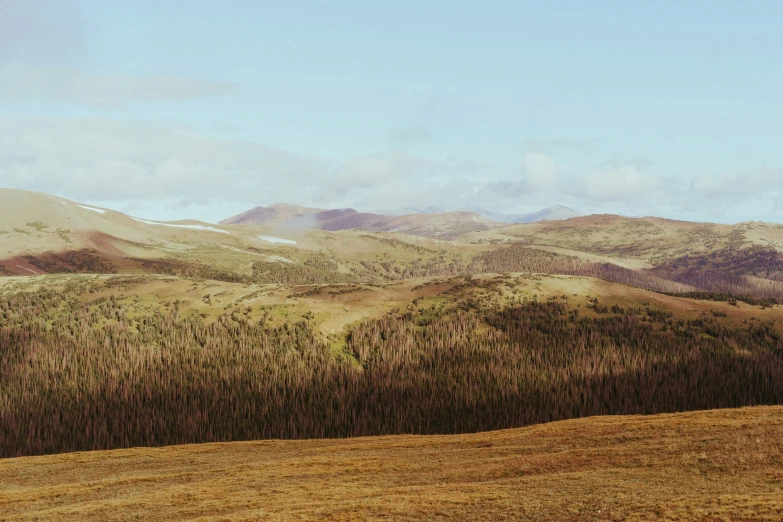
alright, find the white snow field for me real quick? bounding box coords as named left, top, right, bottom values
left=131, top=217, right=230, bottom=234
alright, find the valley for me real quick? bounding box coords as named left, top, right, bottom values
left=5, top=4, right=780, bottom=519
left=2, top=189, right=783, bottom=520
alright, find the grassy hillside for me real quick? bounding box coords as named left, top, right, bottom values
left=1, top=406, right=781, bottom=521
left=0, top=189, right=488, bottom=281
left=464, top=214, right=783, bottom=263
left=3, top=273, right=782, bottom=458
left=3, top=189, right=783, bottom=475
left=5, top=189, right=783, bottom=309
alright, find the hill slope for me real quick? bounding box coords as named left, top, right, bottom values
left=0, top=188, right=243, bottom=275
left=0, top=188, right=492, bottom=279
left=2, top=406, right=781, bottom=521
left=3, top=271, right=783, bottom=458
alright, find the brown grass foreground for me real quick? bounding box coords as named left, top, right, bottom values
left=1, top=407, right=782, bottom=521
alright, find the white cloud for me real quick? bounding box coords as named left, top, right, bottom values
left=0, top=116, right=327, bottom=206
left=314, top=151, right=527, bottom=211
left=689, top=170, right=779, bottom=199
left=2, top=114, right=783, bottom=223
left=388, top=126, right=433, bottom=145
left=327, top=152, right=443, bottom=192
left=0, top=64, right=237, bottom=109
left=570, top=164, right=667, bottom=201
left=521, top=152, right=558, bottom=192
left=0, top=0, right=83, bottom=60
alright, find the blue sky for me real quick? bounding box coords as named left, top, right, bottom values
left=1, top=0, right=783, bottom=223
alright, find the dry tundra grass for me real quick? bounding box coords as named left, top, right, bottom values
left=1, top=406, right=782, bottom=521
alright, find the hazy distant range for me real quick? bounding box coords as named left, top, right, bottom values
left=220, top=203, right=581, bottom=238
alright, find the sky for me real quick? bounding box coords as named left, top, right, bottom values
left=1, top=0, right=783, bottom=223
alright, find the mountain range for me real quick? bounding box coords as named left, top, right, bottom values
left=474, top=204, right=582, bottom=223
left=219, top=203, right=581, bottom=239
left=5, top=186, right=783, bottom=509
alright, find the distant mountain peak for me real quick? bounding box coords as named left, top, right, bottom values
left=476, top=205, right=581, bottom=224
left=219, top=203, right=325, bottom=226
left=220, top=203, right=505, bottom=239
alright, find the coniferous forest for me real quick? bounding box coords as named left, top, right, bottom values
left=2, top=281, right=782, bottom=458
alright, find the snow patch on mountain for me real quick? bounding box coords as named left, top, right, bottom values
left=259, top=235, right=297, bottom=245
left=131, top=217, right=229, bottom=234
left=78, top=205, right=107, bottom=214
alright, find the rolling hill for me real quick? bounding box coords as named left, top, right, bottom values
left=2, top=406, right=781, bottom=521
left=221, top=204, right=505, bottom=239
left=0, top=188, right=488, bottom=278
left=5, top=188, right=783, bottom=306
left=3, top=188, right=783, bottom=519
left=0, top=188, right=241, bottom=276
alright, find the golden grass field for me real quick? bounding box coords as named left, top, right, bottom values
left=1, top=406, right=782, bottom=521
